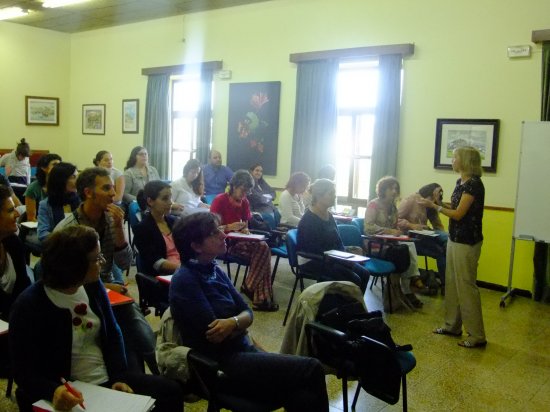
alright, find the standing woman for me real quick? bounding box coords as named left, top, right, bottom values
left=93, top=151, right=125, bottom=205
left=210, top=170, right=278, bottom=311
left=123, top=146, right=160, bottom=202
left=279, top=172, right=310, bottom=227
left=420, top=147, right=487, bottom=348
left=171, top=158, right=210, bottom=216
left=134, top=181, right=180, bottom=276
left=37, top=162, right=80, bottom=242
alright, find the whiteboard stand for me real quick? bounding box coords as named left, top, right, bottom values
left=500, top=237, right=518, bottom=308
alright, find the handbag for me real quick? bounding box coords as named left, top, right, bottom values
left=380, top=243, right=410, bottom=273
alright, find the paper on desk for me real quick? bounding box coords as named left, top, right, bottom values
left=21, top=221, right=38, bottom=229
left=32, top=380, right=155, bottom=412
left=409, top=230, right=438, bottom=237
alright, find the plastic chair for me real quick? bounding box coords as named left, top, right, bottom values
left=351, top=217, right=364, bottom=235
left=283, top=229, right=325, bottom=326
left=135, top=253, right=169, bottom=317
left=259, top=212, right=288, bottom=285
left=337, top=224, right=396, bottom=311
left=306, top=321, right=416, bottom=412
left=204, top=194, right=217, bottom=205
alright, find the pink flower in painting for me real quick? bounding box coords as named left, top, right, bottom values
left=250, top=93, right=269, bottom=111
left=250, top=139, right=257, bottom=148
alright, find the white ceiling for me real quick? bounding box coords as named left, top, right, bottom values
left=0, top=0, right=272, bottom=33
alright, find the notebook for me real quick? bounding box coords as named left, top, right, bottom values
left=32, top=380, right=155, bottom=412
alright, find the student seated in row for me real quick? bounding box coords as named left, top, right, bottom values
left=9, top=225, right=184, bottom=412
left=0, top=138, right=31, bottom=185
left=169, top=212, right=329, bottom=411
left=171, top=158, right=210, bottom=216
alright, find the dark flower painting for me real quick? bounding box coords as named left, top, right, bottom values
left=227, top=81, right=281, bottom=175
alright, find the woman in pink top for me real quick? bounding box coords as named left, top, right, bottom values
left=133, top=181, right=180, bottom=276
left=211, top=170, right=277, bottom=311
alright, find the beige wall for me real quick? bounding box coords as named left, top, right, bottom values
left=1, top=0, right=549, bottom=290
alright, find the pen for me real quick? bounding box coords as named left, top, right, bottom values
left=60, top=377, right=86, bottom=410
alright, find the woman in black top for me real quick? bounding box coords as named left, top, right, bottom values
left=297, top=179, right=369, bottom=292
left=420, top=146, right=487, bottom=348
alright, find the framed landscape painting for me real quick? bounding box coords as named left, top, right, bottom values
left=82, top=104, right=106, bottom=135
left=122, top=99, right=139, bottom=133
left=25, top=96, right=59, bottom=126
left=434, top=118, right=499, bottom=172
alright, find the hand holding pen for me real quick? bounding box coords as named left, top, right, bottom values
left=53, top=377, right=86, bottom=411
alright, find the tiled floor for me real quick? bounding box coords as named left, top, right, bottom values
left=2, top=256, right=550, bottom=412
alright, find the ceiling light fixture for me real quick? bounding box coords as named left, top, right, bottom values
left=0, top=7, right=29, bottom=20
left=42, top=0, right=90, bottom=8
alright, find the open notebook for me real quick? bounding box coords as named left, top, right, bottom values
left=32, top=380, right=155, bottom=412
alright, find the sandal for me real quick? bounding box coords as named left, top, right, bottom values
left=240, top=285, right=254, bottom=301
left=252, top=301, right=279, bottom=312
left=458, top=340, right=487, bottom=348
left=433, top=327, right=462, bottom=336
left=405, top=293, right=424, bottom=308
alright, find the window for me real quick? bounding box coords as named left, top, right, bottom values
left=335, top=60, right=379, bottom=211
left=170, top=75, right=207, bottom=180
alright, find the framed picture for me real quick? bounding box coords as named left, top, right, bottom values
left=82, top=104, right=106, bottom=135
left=25, top=96, right=59, bottom=126
left=122, top=99, right=139, bottom=134
left=434, top=118, right=500, bottom=172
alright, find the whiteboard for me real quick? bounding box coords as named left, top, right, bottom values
left=513, top=121, right=550, bottom=242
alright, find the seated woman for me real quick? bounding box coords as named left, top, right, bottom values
left=398, top=182, right=448, bottom=291
left=9, top=225, right=184, bottom=412
left=24, top=153, right=62, bottom=222
left=0, top=184, right=30, bottom=319
left=279, top=172, right=310, bottom=227
left=169, top=212, right=329, bottom=411
left=93, top=150, right=125, bottom=205
left=364, top=176, right=423, bottom=308
left=171, top=158, right=210, bottom=216
left=247, top=163, right=278, bottom=218
left=37, top=162, right=80, bottom=242
left=0, top=184, right=30, bottom=376
left=297, top=179, right=369, bottom=293
left=1, top=138, right=31, bottom=185
left=210, top=170, right=277, bottom=311
left=134, top=181, right=180, bottom=276
left=123, top=146, right=161, bottom=203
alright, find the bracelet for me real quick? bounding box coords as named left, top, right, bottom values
left=437, top=206, right=443, bottom=213
left=233, top=316, right=240, bottom=330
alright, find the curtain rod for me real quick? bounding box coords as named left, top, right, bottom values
left=142, top=61, right=222, bottom=76
left=289, top=43, right=414, bottom=63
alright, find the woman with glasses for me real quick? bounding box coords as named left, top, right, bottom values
left=210, top=170, right=277, bottom=311
left=9, top=225, right=184, bottom=411
left=134, top=181, right=180, bottom=276
left=169, top=212, right=328, bottom=411
left=123, top=146, right=160, bottom=203
left=247, top=163, right=278, bottom=218
left=171, top=158, right=210, bottom=216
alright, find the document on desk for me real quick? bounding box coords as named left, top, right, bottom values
left=324, top=250, right=368, bottom=263
left=226, top=232, right=266, bottom=241
left=408, top=230, right=438, bottom=237
left=32, top=380, right=155, bottom=412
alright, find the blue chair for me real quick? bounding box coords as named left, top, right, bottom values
left=260, top=212, right=288, bottom=285
left=204, top=194, right=217, bottom=205
left=283, top=229, right=325, bottom=326
left=351, top=217, right=364, bottom=235
left=337, top=224, right=396, bottom=312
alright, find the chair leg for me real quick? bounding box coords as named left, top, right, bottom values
left=271, top=256, right=281, bottom=285
left=283, top=277, right=300, bottom=326
left=342, top=375, right=349, bottom=412
left=424, top=255, right=428, bottom=270
left=351, top=381, right=361, bottom=411
left=402, top=375, right=408, bottom=412
left=232, top=264, right=242, bottom=286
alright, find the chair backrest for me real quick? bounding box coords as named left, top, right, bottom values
left=260, top=212, right=276, bottom=230
left=204, top=194, right=217, bottom=205
left=355, top=335, right=405, bottom=405
left=135, top=272, right=169, bottom=316
left=337, top=224, right=363, bottom=248
left=285, top=229, right=299, bottom=269
left=351, top=217, right=364, bottom=235
left=128, top=200, right=142, bottom=229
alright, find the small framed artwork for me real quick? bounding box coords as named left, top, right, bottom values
left=122, top=99, right=139, bottom=133
left=82, top=104, right=106, bottom=135
left=25, top=96, right=59, bottom=126
left=434, top=118, right=499, bottom=172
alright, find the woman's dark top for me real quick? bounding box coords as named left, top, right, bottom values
left=297, top=209, right=344, bottom=255
left=169, top=260, right=253, bottom=359
left=133, top=212, right=177, bottom=276
left=9, top=281, right=126, bottom=404
left=248, top=177, right=276, bottom=214
left=0, top=234, right=30, bottom=320
left=449, top=176, right=484, bottom=245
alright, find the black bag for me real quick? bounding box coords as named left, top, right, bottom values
left=248, top=214, right=271, bottom=232
left=380, top=243, right=410, bottom=273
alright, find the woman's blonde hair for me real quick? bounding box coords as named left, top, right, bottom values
left=454, top=146, right=483, bottom=177
left=310, top=178, right=335, bottom=206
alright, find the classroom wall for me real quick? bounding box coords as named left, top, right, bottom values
left=1, top=0, right=548, bottom=291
